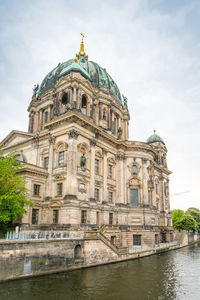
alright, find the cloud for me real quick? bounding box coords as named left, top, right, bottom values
left=0, top=0, right=199, bottom=210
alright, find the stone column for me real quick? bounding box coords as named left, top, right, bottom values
left=47, top=105, right=50, bottom=122
left=39, top=110, right=43, bottom=130
left=66, top=129, right=79, bottom=196
left=90, top=139, right=96, bottom=200
left=142, top=159, right=148, bottom=206
left=47, top=134, right=55, bottom=196
left=116, top=154, right=125, bottom=204
left=73, top=87, right=77, bottom=108
left=103, top=150, right=108, bottom=202
left=86, top=97, right=91, bottom=116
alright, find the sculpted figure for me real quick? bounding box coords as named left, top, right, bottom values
left=117, top=127, right=123, bottom=139
left=122, top=94, right=128, bottom=106
left=80, top=153, right=86, bottom=168
left=33, top=84, right=39, bottom=97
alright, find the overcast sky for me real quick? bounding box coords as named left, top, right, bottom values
left=0, top=0, right=199, bottom=211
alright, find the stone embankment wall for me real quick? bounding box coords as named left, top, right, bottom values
left=0, top=231, right=199, bottom=282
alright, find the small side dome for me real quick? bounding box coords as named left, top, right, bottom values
left=147, top=130, right=165, bottom=145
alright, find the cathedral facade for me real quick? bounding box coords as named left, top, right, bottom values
left=1, top=36, right=173, bottom=247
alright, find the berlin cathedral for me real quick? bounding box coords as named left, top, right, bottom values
left=1, top=34, right=173, bottom=248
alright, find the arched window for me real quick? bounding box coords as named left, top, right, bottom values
left=62, top=93, right=70, bottom=105
left=74, top=245, right=81, bottom=259
left=81, top=95, right=87, bottom=115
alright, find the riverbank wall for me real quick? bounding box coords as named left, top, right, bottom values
left=0, top=231, right=199, bottom=282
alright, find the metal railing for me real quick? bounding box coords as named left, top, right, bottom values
left=5, top=231, right=84, bottom=241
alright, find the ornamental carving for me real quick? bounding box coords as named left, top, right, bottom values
left=90, top=139, right=97, bottom=147
left=116, top=153, right=126, bottom=161
left=68, top=129, right=79, bottom=139
left=48, top=134, right=55, bottom=145
left=33, top=133, right=39, bottom=147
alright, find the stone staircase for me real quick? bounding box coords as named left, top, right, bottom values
left=84, top=225, right=128, bottom=256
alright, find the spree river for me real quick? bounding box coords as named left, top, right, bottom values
left=1, top=243, right=200, bottom=300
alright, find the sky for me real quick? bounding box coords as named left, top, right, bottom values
left=0, top=0, right=200, bottom=211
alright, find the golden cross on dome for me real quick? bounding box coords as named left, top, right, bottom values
left=153, top=129, right=156, bottom=134
left=81, top=32, right=85, bottom=42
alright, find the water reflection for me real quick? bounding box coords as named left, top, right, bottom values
left=1, top=243, right=200, bottom=300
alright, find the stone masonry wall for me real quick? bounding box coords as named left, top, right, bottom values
left=0, top=239, right=119, bottom=282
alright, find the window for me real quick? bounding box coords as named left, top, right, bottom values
left=81, top=95, right=87, bottom=114
left=108, top=164, right=112, bottom=178
left=62, top=93, right=69, bottom=105
left=133, top=234, right=141, bottom=246
left=103, top=110, right=106, bottom=120
left=109, top=213, right=113, bottom=225
left=130, top=189, right=138, bottom=207
left=164, top=183, right=167, bottom=196
left=32, top=209, right=39, bottom=224
left=108, top=191, right=113, bottom=203
left=57, top=183, right=63, bottom=196
left=44, top=111, right=48, bottom=123
left=96, top=211, right=100, bottom=226
left=58, top=151, right=64, bottom=166
left=148, top=190, right=152, bottom=205
left=44, top=157, right=49, bottom=169
left=95, top=159, right=99, bottom=175
left=155, top=183, right=158, bottom=194
left=81, top=210, right=87, bottom=224
left=161, top=233, right=166, bottom=243
left=114, top=118, right=117, bottom=135
left=16, top=154, right=21, bottom=161
left=111, top=236, right=115, bottom=244
left=132, top=165, right=138, bottom=175
left=95, top=188, right=100, bottom=201
left=53, top=210, right=59, bottom=224
left=148, top=167, right=151, bottom=176
left=155, top=234, right=159, bottom=244
left=33, top=184, right=40, bottom=196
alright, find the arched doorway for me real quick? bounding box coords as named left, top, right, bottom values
left=74, top=244, right=81, bottom=259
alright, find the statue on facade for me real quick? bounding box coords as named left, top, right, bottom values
left=80, top=153, right=86, bottom=168
left=122, top=94, right=128, bottom=106
left=33, top=84, right=39, bottom=97
left=117, top=127, right=123, bottom=139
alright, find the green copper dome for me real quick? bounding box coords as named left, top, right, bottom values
left=38, top=59, right=122, bottom=103
left=147, top=132, right=165, bottom=145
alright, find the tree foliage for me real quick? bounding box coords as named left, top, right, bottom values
left=172, top=209, right=198, bottom=232
left=174, top=214, right=198, bottom=232
left=172, top=209, right=184, bottom=226
left=186, top=207, right=200, bottom=231
left=0, top=149, right=33, bottom=231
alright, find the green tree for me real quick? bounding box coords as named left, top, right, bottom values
left=175, top=214, right=198, bottom=232
left=186, top=207, right=200, bottom=231
left=0, top=149, right=33, bottom=232
left=171, top=209, right=184, bottom=227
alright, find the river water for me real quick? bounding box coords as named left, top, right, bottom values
left=0, top=243, right=200, bottom=300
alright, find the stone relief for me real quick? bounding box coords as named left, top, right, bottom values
left=68, top=129, right=79, bottom=139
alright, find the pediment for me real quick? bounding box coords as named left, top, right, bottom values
left=1, top=130, right=33, bottom=148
